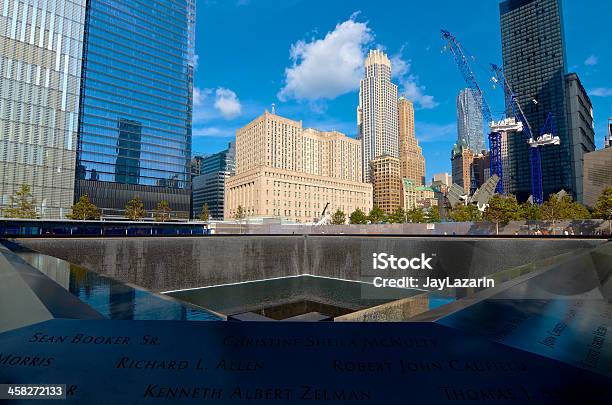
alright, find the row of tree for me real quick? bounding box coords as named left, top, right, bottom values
left=332, top=188, right=612, bottom=227
left=3, top=185, right=612, bottom=226
left=1, top=185, right=215, bottom=222
left=69, top=195, right=178, bottom=222
left=329, top=206, right=441, bottom=225
left=443, top=190, right=612, bottom=233
left=451, top=193, right=601, bottom=223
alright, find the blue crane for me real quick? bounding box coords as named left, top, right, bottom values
left=441, top=30, right=504, bottom=194
left=490, top=64, right=560, bottom=204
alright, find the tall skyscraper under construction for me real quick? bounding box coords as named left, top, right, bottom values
left=456, top=88, right=485, bottom=153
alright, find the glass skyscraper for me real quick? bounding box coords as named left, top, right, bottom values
left=499, top=0, right=573, bottom=201
left=0, top=0, right=87, bottom=218
left=456, top=88, right=485, bottom=153
left=192, top=142, right=235, bottom=220
left=75, top=0, right=195, bottom=216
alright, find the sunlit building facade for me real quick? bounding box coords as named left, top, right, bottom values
left=451, top=145, right=474, bottom=195
left=358, top=50, right=399, bottom=181
left=398, top=97, right=426, bottom=186
left=402, top=179, right=438, bottom=211
left=225, top=112, right=372, bottom=222
left=370, top=155, right=402, bottom=214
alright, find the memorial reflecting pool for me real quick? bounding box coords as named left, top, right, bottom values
left=16, top=250, right=221, bottom=321
left=1, top=236, right=610, bottom=398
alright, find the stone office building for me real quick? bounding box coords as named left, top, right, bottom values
left=398, top=97, right=426, bottom=186
left=370, top=155, right=402, bottom=215
left=451, top=146, right=474, bottom=195
left=402, top=179, right=438, bottom=211
left=583, top=146, right=611, bottom=208
left=225, top=112, right=372, bottom=223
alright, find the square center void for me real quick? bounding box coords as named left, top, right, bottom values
left=166, top=275, right=424, bottom=321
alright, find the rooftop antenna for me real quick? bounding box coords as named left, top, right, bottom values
left=271, top=103, right=276, bottom=115
left=607, top=117, right=612, bottom=148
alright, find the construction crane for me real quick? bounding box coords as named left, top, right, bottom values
left=441, top=30, right=504, bottom=194
left=490, top=64, right=560, bottom=204
left=315, top=202, right=331, bottom=226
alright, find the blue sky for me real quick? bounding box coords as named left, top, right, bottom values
left=192, top=0, right=611, bottom=181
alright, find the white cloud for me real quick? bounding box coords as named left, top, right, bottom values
left=391, top=49, right=438, bottom=110
left=214, top=88, right=242, bottom=119
left=193, top=86, right=210, bottom=107
left=589, top=87, right=612, bottom=97
left=278, top=15, right=373, bottom=102
left=191, top=54, right=200, bottom=70
left=192, top=87, right=242, bottom=123
left=390, top=49, right=409, bottom=79
left=584, top=54, right=598, bottom=66
left=277, top=15, right=437, bottom=111
left=414, top=122, right=456, bottom=143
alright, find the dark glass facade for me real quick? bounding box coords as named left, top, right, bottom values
left=499, top=0, right=573, bottom=201
left=75, top=0, right=195, bottom=214
left=192, top=143, right=235, bottom=220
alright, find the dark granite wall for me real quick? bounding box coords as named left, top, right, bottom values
left=15, top=237, right=603, bottom=292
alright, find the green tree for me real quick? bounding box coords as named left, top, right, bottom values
left=234, top=205, right=246, bottom=234
left=426, top=207, right=441, bottom=223
left=483, top=194, right=521, bottom=234
left=330, top=209, right=346, bottom=225
left=388, top=207, right=406, bottom=224
left=566, top=199, right=590, bottom=220
left=541, top=194, right=563, bottom=223
left=592, top=187, right=612, bottom=235
left=154, top=200, right=171, bottom=222
left=368, top=206, right=386, bottom=223
left=406, top=207, right=425, bottom=223
left=449, top=203, right=481, bottom=222
left=125, top=196, right=145, bottom=221
left=542, top=194, right=590, bottom=219
left=67, top=194, right=100, bottom=220
left=199, top=203, right=210, bottom=221
left=4, top=185, right=37, bottom=219
left=540, top=194, right=589, bottom=234
left=520, top=202, right=542, bottom=220
left=349, top=208, right=368, bottom=224
left=234, top=205, right=246, bottom=221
